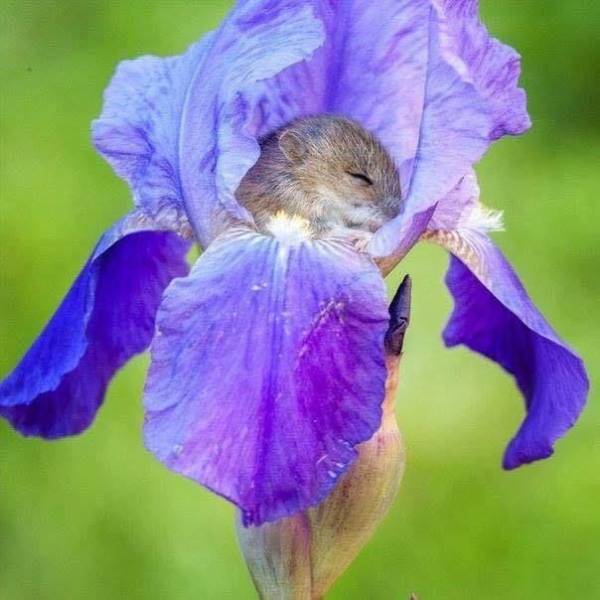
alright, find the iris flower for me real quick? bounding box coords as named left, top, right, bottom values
left=0, top=0, right=588, bottom=529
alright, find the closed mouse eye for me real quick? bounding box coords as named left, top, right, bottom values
left=346, top=171, right=373, bottom=186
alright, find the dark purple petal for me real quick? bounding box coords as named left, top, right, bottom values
left=144, top=228, right=389, bottom=526
left=0, top=213, right=189, bottom=438
left=423, top=171, right=587, bottom=466
left=93, top=2, right=325, bottom=246
left=442, top=236, right=588, bottom=469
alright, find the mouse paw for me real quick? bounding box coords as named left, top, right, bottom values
left=329, top=227, right=373, bottom=252
left=347, top=230, right=373, bottom=253
left=352, top=234, right=372, bottom=253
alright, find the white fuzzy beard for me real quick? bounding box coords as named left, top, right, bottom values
left=461, top=203, right=505, bottom=235
left=265, top=211, right=314, bottom=244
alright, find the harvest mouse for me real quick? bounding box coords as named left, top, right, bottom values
left=235, top=115, right=402, bottom=244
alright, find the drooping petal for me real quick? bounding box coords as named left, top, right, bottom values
left=92, top=1, right=325, bottom=246
left=0, top=212, right=190, bottom=438
left=428, top=226, right=588, bottom=468
left=144, top=227, right=389, bottom=526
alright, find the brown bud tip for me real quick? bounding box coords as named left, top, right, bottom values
left=385, top=274, right=412, bottom=355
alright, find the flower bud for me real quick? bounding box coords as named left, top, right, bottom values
left=236, top=513, right=313, bottom=599
left=237, top=276, right=411, bottom=599
left=307, top=352, right=405, bottom=598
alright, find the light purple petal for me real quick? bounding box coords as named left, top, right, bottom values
left=442, top=235, right=588, bottom=469
left=180, top=2, right=325, bottom=245
left=93, top=2, right=325, bottom=246
left=92, top=34, right=214, bottom=220
left=252, top=1, right=433, bottom=189
left=426, top=168, right=481, bottom=232
left=436, top=0, right=531, bottom=139
left=144, top=229, right=389, bottom=526
left=247, top=1, right=492, bottom=257
left=370, top=162, right=482, bottom=269
left=94, top=0, right=529, bottom=263
left=367, top=0, right=529, bottom=260
left=0, top=212, right=189, bottom=438
left=249, top=1, right=527, bottom=203
left=368, top=206, right=436, bottom=272
left=403, top=0, right=529, bottom=211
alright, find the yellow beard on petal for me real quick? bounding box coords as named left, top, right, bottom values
left=265, top=211, right=314, bottom=244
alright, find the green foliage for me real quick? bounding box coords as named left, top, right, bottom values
left=1, top=2, right=598, bottom=598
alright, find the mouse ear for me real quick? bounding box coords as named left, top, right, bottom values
left=279, top=129, right=308, bottom=162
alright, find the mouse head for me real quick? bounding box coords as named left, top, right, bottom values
left=276, top=116, right=402, bottom=230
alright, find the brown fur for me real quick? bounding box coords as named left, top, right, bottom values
left=235, top=115, right=402, bottom=236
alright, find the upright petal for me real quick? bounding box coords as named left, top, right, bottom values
left=92, top=34, right=215, bottom=218
left=179, top=1, right=325, bottom=244
left=222, top=0, right=494, bottom=264
left=436, top=0, right=531, bottom=139
left=144, top=227, right=389, bottom=526
left=255, top=0, right=527, bottom=202
left=94, top=0, right=529, bottom=263
left=427, top=226, right=588, bottom=468
left=365, top=0, right=529, bottom=262
left=251, top=0, right=434, bottom=188
left=93, top=1, right=325, bottom=246
left=0, top=212, right=190, bottom=438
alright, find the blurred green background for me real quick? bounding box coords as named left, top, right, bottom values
left=1, top=1, right=598, bottom=599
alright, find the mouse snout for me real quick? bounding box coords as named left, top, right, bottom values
left=381, top=194, right=402, bottom=219
left=341, top=202, right=387, bottom=231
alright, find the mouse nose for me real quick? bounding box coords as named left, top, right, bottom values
left=383, top=196, right=402, bottom=219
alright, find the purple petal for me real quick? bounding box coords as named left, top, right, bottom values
left=368, top=205, right=436, bottom=271
left=437, top=0, right=531, bottom=139
left=252, top=1, right=528, bottom=204
left=180, top=3, right=325, bottom=245
left=260, top=1, right=435, bottom=190
left=402, top=0, right=529, bottom=211
left=366, top=0, right=529, bottom=260
left=249, top=1, right=491, bottom=256
left=426, top=168, right=481, bottom=232
left=0, top=213, right=189, bottom=438
left=94, top=1, right=529, bottom=263
left=442, top=236, right=589, bottom=469
left=370, top=167, right=481, bottom=271
left=144, top=229, right=389, bottom=526
left=93, top=2, right=325, bottom=246
left=92, top=36, right=215, bottom=221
